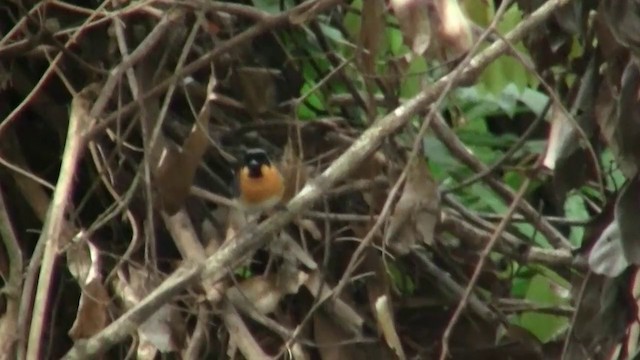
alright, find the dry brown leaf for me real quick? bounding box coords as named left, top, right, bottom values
left=68, top=242, right=109, bottom=340
left=429, top=0, right=473, bottom=58
left=155, top=116, right=210, bottom=214
left=588, top=222, right=629, bottom=277
left=313, top=312, right=364, bottom=360
left=374, top=295, right=406, bottom=360
left=364, top=251, right=405, bottom=359
left=68, top=278, right=110, bottom=340
left=390, top=0, right=432, bottom=55
left=116, top=267, right=184, bottom=353
left=234, top=67, right=278, bottom=117
left=384, top=156, right=439, bottom=254
left=542, top=103, right=573, bottom=170
left=226, top=272, right=306, bottom=315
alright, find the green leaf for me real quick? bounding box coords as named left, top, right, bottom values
left=386, top=261, right=416, bottom=295
left=601, top=149, right=626, bottom=192
left=564, top=192, right=589, bottom=246
left=400, top=56, right=427, bottom=98
left=343, top=0, right=362, bottom=37
left=297, top=82, right=325, bottom=119
left=387, top=27, right=405, bottom=56
left=318, top=23, right=347, bottom=44
left=516, top=274, right=569, bottom=342
left=423, top=135, right=464, bottom=176
left=463, top=0, right=494, bottom=27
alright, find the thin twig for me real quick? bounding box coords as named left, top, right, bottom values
left=441, top=99, right=551, bottom=194
left=440, top=177, right=531, bottom=360
left=431, top=113, right=572, bottom=249
left=560, top=271, right=591, bottom=360
left=0, top=186, right=24, bottom=359
left=0, top=0, right=110, bottom=138
left=84, top=0, right=346, bottom=140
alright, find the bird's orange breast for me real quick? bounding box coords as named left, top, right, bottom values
left=239, top=165, right=284, bottom=206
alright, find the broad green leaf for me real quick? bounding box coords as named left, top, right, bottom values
left=318, top=23, right=347, bottom=45
left=467, top=183, right=505, bottom=213
left=518, top=87, right=549, bottom=116
left=463, top=0, right=494, bottom=27
left=423, top=136, right=464, bottom=174
left=516, top=274, right=569, bottom=343
left=343, top=0, right=363, bottom=37
left=297, top=82, right=325, bottom=119
left=388, top=27, right=406, bottom=56
left=400, top=56, right=427, bottom=98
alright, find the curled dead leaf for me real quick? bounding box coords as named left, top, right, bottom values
left=115, top=267, right=185, bottom=353
left=390, top=0, right=472, bottom=58
left=384, top=156, right=440, bottom=255
left=588, top=222, right=629, bottom=277
left=390, top=0, right=432, bottom=55
left=428, top=0, right=473, bottom=58
left=69, top=241, right=109, bottom=340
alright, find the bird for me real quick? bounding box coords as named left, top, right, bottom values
left=234, top=148, right=285, bottom=214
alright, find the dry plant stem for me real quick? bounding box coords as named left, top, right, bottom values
left=0, top=156, right=55, bottom=191
left=0, top=2, right=45, bottom=48
left=440, top=211, right=576, bottom=267
left=0, top=133, right=57, bottom=360
left=0, top=187, right=24, bottom=359
left=0, top=0, right=109, bottom=138
left=62, top=1, right=569, bottom=357
left=26, top=94, right=93, bottom=359
left=0, top=2, right=157, bottom=58
left=221, top=301, right=271, bottom=360
left=439, top=177, right=532, bottom=360
left=86, top=0, right=345, bottom=139
left=431, top=114, right=571, bottom=249
left=441, top=99, right=551, bottom=194
left=183, top=305, right=209, bottom=360
left=497, top=299, right=574, bottom=317
left=412, top=251, right=496, bottom=322
left=89, top=10, right=183, bottom=118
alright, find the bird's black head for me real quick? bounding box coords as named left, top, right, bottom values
left=243, top=148, right=271, bottom=178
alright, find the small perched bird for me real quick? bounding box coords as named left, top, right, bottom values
left=235, top=148, right=285, bottom=214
